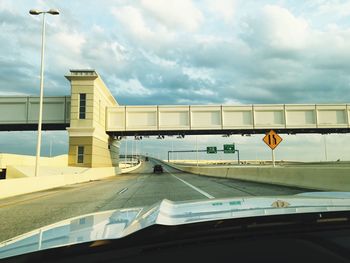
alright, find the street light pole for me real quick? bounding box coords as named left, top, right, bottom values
left=30, top=9, right=59, bottom=177
left=196, top=136, right=199, bottom=167
left=34, top=12, right=46, bottom=178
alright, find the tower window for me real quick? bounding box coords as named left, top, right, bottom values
left=79, top=94, right=86, bottom=119
left=77, top=146, right=84, bottom=163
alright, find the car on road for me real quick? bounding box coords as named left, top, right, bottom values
left=153, top=164, right=163, bottom=174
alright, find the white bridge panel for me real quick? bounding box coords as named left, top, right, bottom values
left=285, top=105, right=316, bottom=127
left=159, top=106, right=189, bottom=130
left=107, top=107, right=125, bottom=130
left=254, top=105, right=285, bottom=128
left=28, top=98, right=67, bottom=123
left=222, top=106, right=253, bottom=128
left=318, top=110, right=346, bottom=125
left=126, top=106, right=157, bottom=130
left=287, top=111, right=315, bottom=126
left=190, top=106, right=221, bottom=129
left=0, top=98, right=27, bottom=123
left=317, top=105, right=348, bottom=127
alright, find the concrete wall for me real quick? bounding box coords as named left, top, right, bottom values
left=167, top=163, right=350, bottom=191
left=0, top=154, right=67, bottom=169
left=66, top=70, right=120, bottom=167
left=0, top=167, right=120, bottom=200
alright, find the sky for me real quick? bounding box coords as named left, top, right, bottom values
left=0, top=0, right=350, bottom=161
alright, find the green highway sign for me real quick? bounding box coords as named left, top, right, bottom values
left=224, top=144, right=235, bottom=153
left=207, top=146, right=217, bottom=154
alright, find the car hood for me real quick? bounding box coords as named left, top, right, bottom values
left=1, top=191, right=350, bottom=259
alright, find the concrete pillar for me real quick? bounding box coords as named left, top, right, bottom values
left=65, top=70, right=120, bottom=168
left=109, top=137, right=120, bottom=167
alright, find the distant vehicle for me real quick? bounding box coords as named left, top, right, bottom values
left=153, top=164, right=163, bottom=174
left=145, top=157, right=149, bottom=161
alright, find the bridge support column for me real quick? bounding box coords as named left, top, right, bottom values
left=109, top=136, right=120, bottom=167
left=65, top=70, right=120, bottom=168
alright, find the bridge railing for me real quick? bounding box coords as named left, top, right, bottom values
left=106, top=104, right=350, bottom=134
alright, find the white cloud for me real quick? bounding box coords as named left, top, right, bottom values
left=112, top=6, right=154, bottom=40
left=51, top=32, right=85, bottom=54
left=0, top=0, right=17, bottom=12
left=262, top=5, right=309, bottom=50
left=317, top=1, right=350, bottom=17
left=142, top=51, right=177, bottom=67
left=111, top=78, right=153, bottom=96
left=206, top=0, right=235, bottom=22
left=239, top=4, right=350, bottom=84
left=246, top=5, right=309, bottom=51
left=182, top=67, right=216, bottom=84
left=193, top=88, right=215, bottom=96
left=222, top=98, right=242, bottom=105
left=111, top=5, right=175, bottom=51
left=140, top=0, right=203, bottom=31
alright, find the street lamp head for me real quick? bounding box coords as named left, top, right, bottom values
left=47, top=9, right=60, bottom=15
left=29, top=9, right=59, bottom=15
left=29, top=9, right=41, bottom=15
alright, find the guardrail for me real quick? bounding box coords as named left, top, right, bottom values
left=0, top=167, right=121, bottom=200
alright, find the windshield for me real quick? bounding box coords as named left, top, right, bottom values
left=1, top=0, right=350, bottom=258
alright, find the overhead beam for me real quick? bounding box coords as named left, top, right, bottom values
left=0, top=123, right=69, bottom=131
left=108, top=128, right=350, bottom=137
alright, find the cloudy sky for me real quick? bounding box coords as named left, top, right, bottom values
left=1, top=0, right=350, bottom=161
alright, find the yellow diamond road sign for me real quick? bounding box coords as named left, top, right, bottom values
left=263, top=130, right=283, bottom=150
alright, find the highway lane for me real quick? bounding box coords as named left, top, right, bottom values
left=0, top=160, right=313, bottom=242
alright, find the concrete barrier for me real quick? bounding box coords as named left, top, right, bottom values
left=166, top=162, right=350, bottom=191
left=121, top=161, right=142, bottom=173
left=0, top=167, right=120, bottom=200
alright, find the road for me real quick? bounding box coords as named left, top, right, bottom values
left=0, top=160, right=313, bottom=242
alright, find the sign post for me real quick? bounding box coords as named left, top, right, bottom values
left=263, top=130, right=283, bottom=167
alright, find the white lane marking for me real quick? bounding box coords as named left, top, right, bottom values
left=164, top=167, right=215, bottom=199
left=117, top=187, right=128, bottom=195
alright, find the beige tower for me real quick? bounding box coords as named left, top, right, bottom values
left=65, top=70, right=120, bottom=167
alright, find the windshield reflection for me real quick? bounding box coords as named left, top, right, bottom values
left=0, top=208, right=143, bottom=259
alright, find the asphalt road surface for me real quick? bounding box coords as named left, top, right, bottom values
left=0, top=160, right=313, bottom=242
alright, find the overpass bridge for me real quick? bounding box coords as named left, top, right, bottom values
left=1, top=69, right=349, bottom=168
left=1, top=96, right=349, bottom=135
left=106, top=104, right=350, bottom=137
